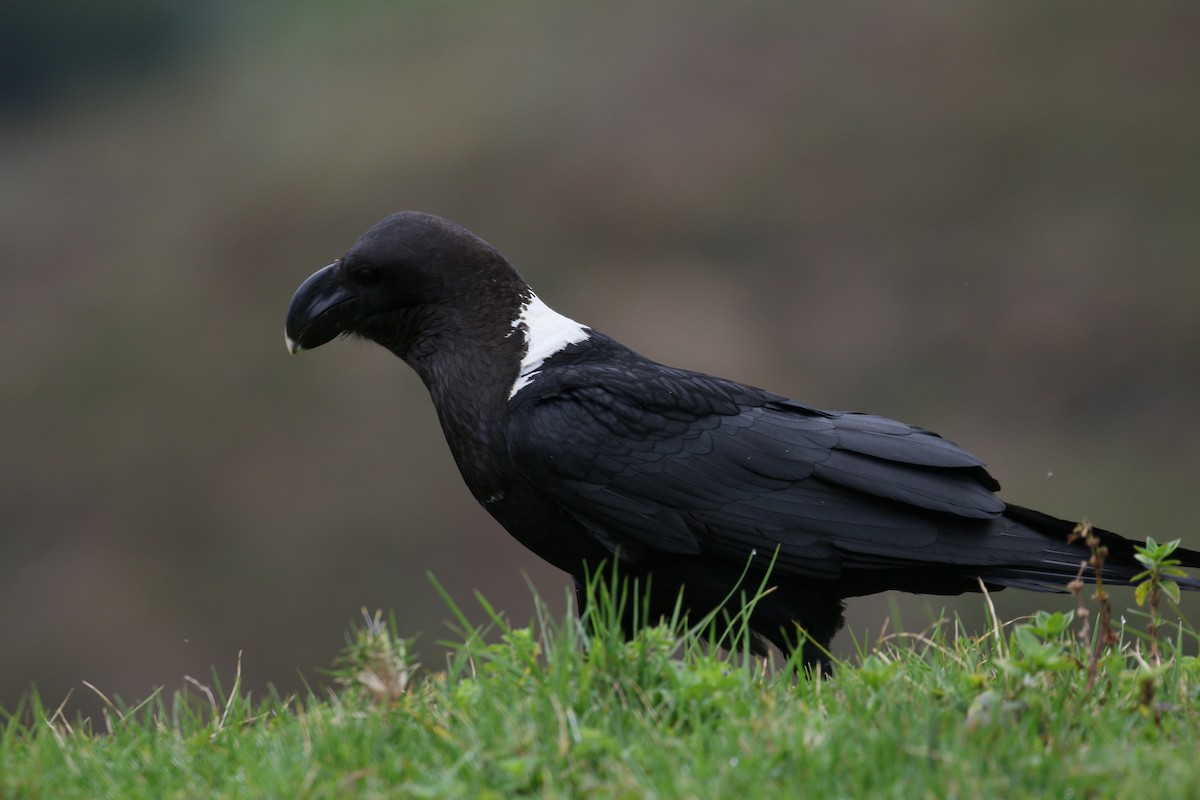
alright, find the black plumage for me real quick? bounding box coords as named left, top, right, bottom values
left=285, top=212, right=1200, bottom=670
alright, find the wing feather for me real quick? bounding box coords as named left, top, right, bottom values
left=507, top=363, right=1008, bottom=580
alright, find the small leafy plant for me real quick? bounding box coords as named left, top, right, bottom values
left=996, top=610, right=1079, bottom=678
left=1131, top=537, right=1189, bottom=665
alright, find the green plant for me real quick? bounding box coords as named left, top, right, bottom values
left=331, top=608, right=419, bottom=706
left=1131, top=537, right=1189, bottom=665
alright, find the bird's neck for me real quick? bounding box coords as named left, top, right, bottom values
left=401, top=325, right=524, bottom=503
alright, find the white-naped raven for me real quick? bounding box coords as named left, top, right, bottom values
left=286, top=212, right=1200, bottom=671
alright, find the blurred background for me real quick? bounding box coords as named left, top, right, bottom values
left=3, top=2, right=1198, bottom=718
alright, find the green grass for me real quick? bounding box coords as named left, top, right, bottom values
left=5, top=564, right=1200, bottom=799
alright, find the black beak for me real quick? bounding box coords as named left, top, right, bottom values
left=285, top=263, right=353, bottom=354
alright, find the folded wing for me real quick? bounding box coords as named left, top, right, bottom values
left=507, top=362, right=1015, bottom=581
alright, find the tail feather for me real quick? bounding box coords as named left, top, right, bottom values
left=993, top=504, right=1200, bottom=592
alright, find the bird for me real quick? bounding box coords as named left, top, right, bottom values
left=285, top=211, right=1199, bottom=671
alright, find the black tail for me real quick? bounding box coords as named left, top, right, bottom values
left=987, top=505, right=1200, bottom=592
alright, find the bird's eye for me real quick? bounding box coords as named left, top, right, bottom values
left=352, top=267, right=382, bottom=287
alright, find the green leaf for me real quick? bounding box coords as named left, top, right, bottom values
left=1162, top=580, right=1182, bottom=605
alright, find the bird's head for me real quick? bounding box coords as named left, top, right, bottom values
left=285, top=212, right=527, bottom=361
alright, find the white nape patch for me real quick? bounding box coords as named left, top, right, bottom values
left=508, top=293, right=590, bottom=399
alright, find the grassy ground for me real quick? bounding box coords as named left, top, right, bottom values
left=4, top=555, right=1200, bottom=799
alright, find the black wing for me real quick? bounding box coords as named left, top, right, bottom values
left=507, top=357, right=1018, bottom=581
